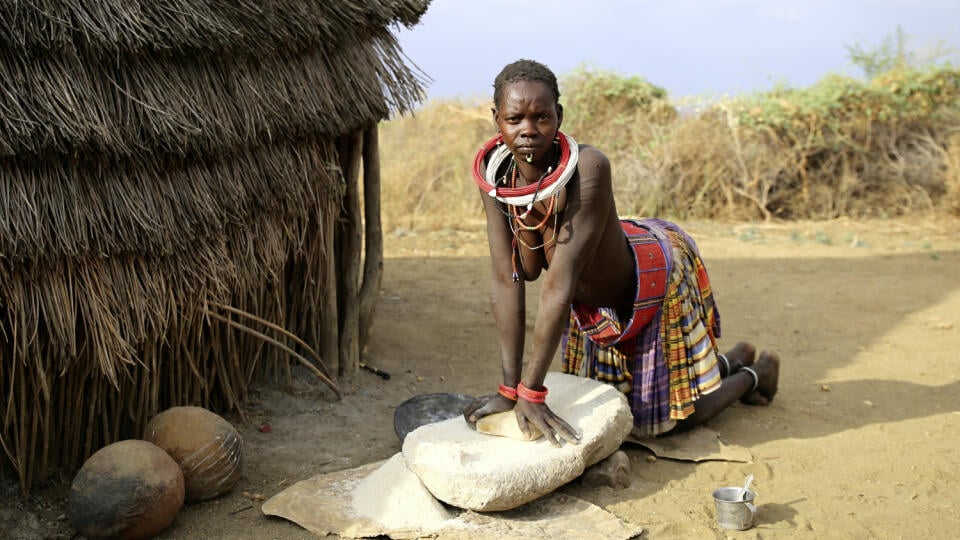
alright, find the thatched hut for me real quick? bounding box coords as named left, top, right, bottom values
left=0, top=1, right=430, bottom=494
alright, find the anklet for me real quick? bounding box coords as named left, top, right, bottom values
left=740, top=366, right=759, bottom=392
left=717, top=353, right=731, bottom=377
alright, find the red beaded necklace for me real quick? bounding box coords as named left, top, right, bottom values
left=506, top=157, right=561, bottom=282
left=509, top=163, right=557, bottom=231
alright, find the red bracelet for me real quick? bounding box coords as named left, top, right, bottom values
left=498, top=384, right=518, bottom=401
left=517, top=382, right=548, bottom=403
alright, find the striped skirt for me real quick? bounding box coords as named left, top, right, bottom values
left=561, top=219, right=722, bottom=437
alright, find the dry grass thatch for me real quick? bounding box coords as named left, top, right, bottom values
left=1, top=0, right=429, bottom=494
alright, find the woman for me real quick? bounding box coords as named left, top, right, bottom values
left=464, top=59, right=780, bottom=446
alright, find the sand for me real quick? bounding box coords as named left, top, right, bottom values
left=2, top=216, right=959, bottom=539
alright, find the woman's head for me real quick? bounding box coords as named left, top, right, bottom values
left=493, top=59, right=560, bottom=109
left=490, top=60, right=564, bottom=168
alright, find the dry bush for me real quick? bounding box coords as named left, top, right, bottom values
left=379, top=98, right=491, bottom=232
left=379, top=66, right=960, bottom=230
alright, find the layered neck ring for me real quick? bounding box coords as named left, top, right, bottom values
left=473, top=131, right=579, bottom=207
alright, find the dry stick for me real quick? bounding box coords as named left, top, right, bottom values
left=203, top=310, right=340, bottom=398
left=207, top=301, right=332, bottom=378
left=358, top=122, right=383, bottom=351
left=242, top=302, right=268, bottom=388
left=18, top=361, right=30, bottom=492
left=0, top=350, right=20, bottom=477
left=101, top=383, right=112, bottom=456
left=337, top=130, right=363, bottom=378
left=83, top=371, right=100, bottom=466
left=216, top=314, right=231, bottom=408
left=67, top=366, right=83, bottom=475
left=27, top=384, right=39, bottom=491
left=224, top=310, right=245, bottom=408
left=52, top=358, right=68, bottom=473
left=39, top=370, right=51, bottom=484
left=113, top=366, right=127, bottom=442
left=212, top=326, right=238, bottom=413
left=320, top=186, right=340, bottom=379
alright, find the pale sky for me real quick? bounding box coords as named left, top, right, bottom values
left=395, top=0, right=959, bottom=101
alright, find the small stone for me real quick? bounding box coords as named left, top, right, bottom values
left=820, top=384, right=831, bottom=392
left=645, top=455, right=657, bottom=463
left=580, top=450, right=631, bottom=489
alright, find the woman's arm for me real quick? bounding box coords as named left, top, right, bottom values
left=463, top=190, right=527, bottom=425
left=481, top=191, right=526, bottom=387
left=513, top=146, right=616, bottom=444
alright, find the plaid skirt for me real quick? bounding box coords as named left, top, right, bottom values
left=561, top=219, right=722, bottom=437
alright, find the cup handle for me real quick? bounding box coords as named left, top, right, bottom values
left=746, top=502, right=757, bottom=525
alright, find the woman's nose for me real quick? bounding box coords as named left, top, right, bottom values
left=519, top=119, right=537, bottom=137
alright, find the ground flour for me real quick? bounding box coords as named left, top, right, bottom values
left=350, top=453, right=455, bottom=532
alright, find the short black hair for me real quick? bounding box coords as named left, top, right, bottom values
left=493, top=59, right=560, bottom=108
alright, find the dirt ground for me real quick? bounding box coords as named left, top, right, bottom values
left=3, top=216, right=959, bottom=539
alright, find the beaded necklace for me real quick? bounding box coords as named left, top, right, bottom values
left=503, top=154, right=561, bottom=282
left=474, top=131, right=578, bottom=206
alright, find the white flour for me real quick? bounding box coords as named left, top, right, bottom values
left=350, top=453, right=455, bottom=532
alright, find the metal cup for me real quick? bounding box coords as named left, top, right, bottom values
left=712, top=486, right=757, bottom=530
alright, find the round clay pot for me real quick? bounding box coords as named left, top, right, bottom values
left=144, top=406, right=243, bottom=502
left=68, top=439, right=184, bottom=540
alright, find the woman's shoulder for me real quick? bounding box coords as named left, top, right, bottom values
left=574, top=143, right=611, bottom=174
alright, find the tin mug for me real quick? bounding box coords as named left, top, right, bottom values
left=712, top=486, right=757, bottom=530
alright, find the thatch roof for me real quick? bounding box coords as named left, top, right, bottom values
left=0, top=0, right=430, bottom=493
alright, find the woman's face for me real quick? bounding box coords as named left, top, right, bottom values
left=493, top=80, right=562, bottom=165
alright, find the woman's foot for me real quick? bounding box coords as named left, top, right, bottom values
left=719, top=342, right=756, bottom=377
left=740, top=350, right=780, bottom=406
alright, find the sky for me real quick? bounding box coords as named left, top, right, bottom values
left=394, top=0, right=959, bottom=102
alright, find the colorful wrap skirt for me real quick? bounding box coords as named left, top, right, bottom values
left=561, top=218, right=722, bottom=437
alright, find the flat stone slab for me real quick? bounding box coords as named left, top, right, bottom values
left=402, top=372, right=633, bottom=511
left=261, top=453, right=643, bottom=539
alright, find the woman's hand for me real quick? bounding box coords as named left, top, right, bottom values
left=463, top=394, right=515, bottom=427
left=513, top=399, right=581, bottom=447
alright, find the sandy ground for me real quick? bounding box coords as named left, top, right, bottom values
left=2, top=217, right=959, bottom=539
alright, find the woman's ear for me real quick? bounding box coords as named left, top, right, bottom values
left=491, top=107, right=500, bottom=132
left=556, top=103, right=564, bottom=129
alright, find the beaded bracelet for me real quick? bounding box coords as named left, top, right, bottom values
left=498, top=384, right=518, bottom=401
left=517, top=382, right=548, bottom=403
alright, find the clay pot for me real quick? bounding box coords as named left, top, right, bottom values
left=144, top=406, right=243, bottom=502
left=68, top=439, right=184, bottom=540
